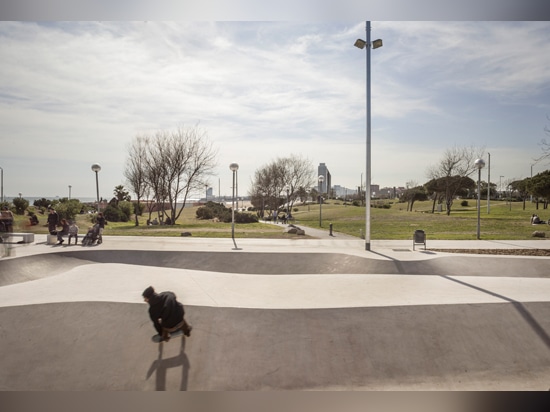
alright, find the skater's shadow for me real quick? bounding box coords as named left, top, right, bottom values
left=146, top=337, right=190, bottom=391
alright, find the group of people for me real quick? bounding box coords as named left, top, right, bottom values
left=47, top=207, right=107, bottom=245
left=271, top=210, right=290, bottom=224
left=530, top=214, right=548, bottom=225
left=0, top=206, right=14, bottom=233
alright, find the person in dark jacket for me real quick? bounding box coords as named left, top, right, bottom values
left=56, top=218, right=70, bottom=244
left=47, top=208, right=59, bottom=234
left=142, top=286, right=192, bottom=342
left=95, top=212, right=106, bottom=244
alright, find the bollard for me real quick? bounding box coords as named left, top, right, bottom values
left=329, top=223, right=333, bottom=236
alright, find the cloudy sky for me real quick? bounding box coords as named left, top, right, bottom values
left=1, top=20, right=549, bottom=200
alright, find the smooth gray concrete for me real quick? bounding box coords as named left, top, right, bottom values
left=0, top=233, right=549, bottom=390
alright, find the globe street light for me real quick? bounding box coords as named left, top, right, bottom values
left=475, top=158, right=486, bottom=240
left=318, top=175, right=324, bottom=227
left=91, top=163, right=101, bottom=212
left=355, top=21, right=383, bottom=251
left=229, top=162, right=239, bottom=250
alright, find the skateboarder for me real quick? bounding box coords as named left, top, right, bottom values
left=142, top=286, right=192, bottom=342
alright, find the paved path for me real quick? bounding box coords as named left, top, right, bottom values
left=1, top=234, right=549, bottom=390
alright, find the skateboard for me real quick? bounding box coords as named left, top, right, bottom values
left=151, top=329, right=184, bottom=343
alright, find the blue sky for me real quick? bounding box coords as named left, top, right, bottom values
left=1, top=20, right=549, bottom=200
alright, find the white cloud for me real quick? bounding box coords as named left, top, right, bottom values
left=0, top=21, right=549, bottom=199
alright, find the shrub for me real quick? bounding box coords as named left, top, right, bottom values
left=196, top=207, right=214, bottom=220
left=118, top=201, right=134, bottom=220
left=235, top=212, right=259, bottom=223
left=33, top=198, right=52, bottom=209
left=196, top=201, right=231, bottom=222
left=13, top=197, right=29, bottom=215
left=103, top=205, right=129, bottom=222
left=54, top=199, right=84, bottom=221
left=461, top=200, right=469, bottom=207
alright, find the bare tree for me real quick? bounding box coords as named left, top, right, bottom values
left=282, top=154, right=315, bottom=212
left=124, top=125, right=218, bottom=225
left=427, top=145, right=485, bottom=215
left=250, top=154, right=315, bottom=215
left=535, top=116, right=550, bottom=163
left=124, top=136, right=148, bottom=226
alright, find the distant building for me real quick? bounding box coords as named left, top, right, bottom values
left=333, top=185, right=358, bottom=198
left=370, top=184, right=380, bottom=197
left=206, top=187, right=213, bottom=200
left=318, top=163, right=331, bottom=194
left=378, top=186, right=406, bottom=199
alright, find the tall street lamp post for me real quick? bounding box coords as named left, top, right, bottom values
left=475, top=158, right=485, bottom=240
left=68, top=185, right=72, bottom=200
left=355, top=21, right=383, bottom=251
left=285, top=185, right=291, bottom=218
left=318, top=175, right=324, bottom=227
left=530, top=163, right=536, bottom=202
left=487, top=152, right=491, bottom=214
left=230, top=162, right=239, bottom=250
left=0, top=166, right=3, bottom=203
left=91, top=163, right=101, bottom=212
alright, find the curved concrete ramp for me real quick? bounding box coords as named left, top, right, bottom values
left=1, top=240, right=550, bottom=390
left=1, top=301, right=549, bottom=390
left=1, top=250, right=549, bottom=287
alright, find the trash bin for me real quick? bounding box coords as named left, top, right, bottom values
left=413, top=229, right=426, bottom=250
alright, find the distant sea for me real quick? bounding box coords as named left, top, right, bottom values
left=3, top=196, right=219, bottom=206
left=4, top=196, right=98, bottom=203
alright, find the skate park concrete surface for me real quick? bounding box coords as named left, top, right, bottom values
left=1, top=229, right=550, bottom=391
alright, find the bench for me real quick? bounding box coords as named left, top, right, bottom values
left=0, top=232, right=35, bottom=244
left=47, top=233, right=79, bottom=245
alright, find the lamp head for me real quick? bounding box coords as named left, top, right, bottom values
left=474, top=159, right=486, bottom=169
left=91, top=163, right=101, bottom=173
left=354, top=39, right=366, bottom=49
left=318, top=175, right=325, bottom=183
left=372, top=39, right=383, bottom=49
left=229, top=162, right=239, bottom=172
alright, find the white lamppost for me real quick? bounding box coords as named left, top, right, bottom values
left=318, top=175, right=324, bottom=227
left=475, top=158, right=485, bottom=240
left=487, top=152, right=491, bottom=214
left=229, top=162, right=239, bottom=249
left=355, top=21, right=383, bottom=251
left=91, top=163, right=101, bottom=212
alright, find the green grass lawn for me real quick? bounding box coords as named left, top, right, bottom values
left=8, top=199, right=550, bottom=240
left=290, top=199, right=549, bottom=240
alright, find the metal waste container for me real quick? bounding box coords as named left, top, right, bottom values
left=413, top=229, right=426, bottom=250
